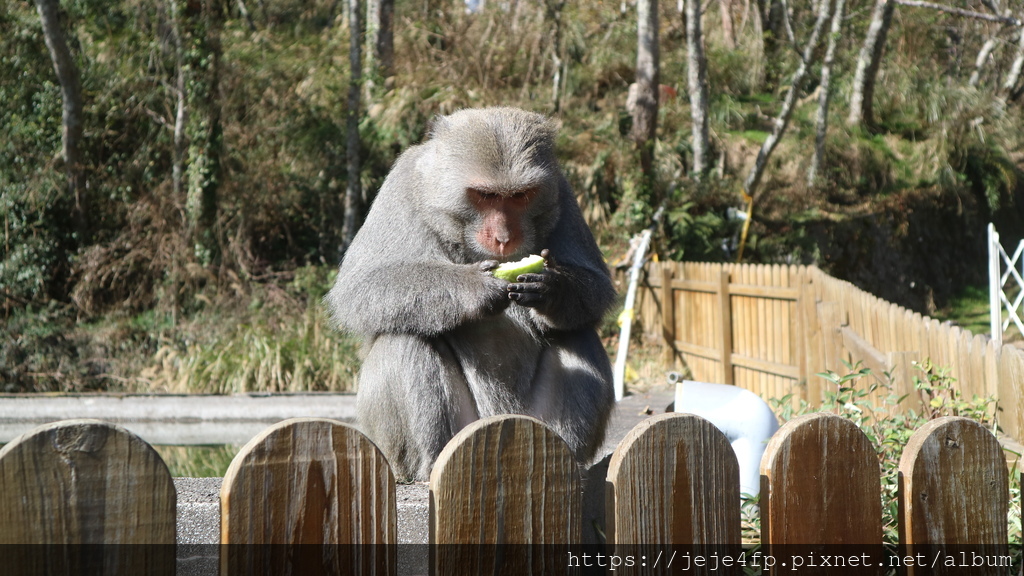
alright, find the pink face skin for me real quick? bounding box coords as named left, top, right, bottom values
left=467, top=186, right=537, bottom=258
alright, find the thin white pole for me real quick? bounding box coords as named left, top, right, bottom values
left=613, top=229, right=653, bottom=401
left=989, top=223, right=1003, bottom=347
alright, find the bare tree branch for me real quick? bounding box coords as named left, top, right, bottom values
left=809, top=0, right=846, bottom=186
left=1005, top=29, right=1024, bottom=96
left=970, top=37, right=998, bottom=86
left=745, top=0, right=831, bottom=199
left=893, top=0, right=1021, bottom=25
left=848, top=0, right=895, bottom=127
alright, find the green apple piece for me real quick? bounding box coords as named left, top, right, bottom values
left=492, top=254, right=545, bottom=282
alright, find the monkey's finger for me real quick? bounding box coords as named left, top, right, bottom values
left=478, top=260, right=501, bottom=272
left=508, top=291, right=544, bottom=307
left=513, top=273, right=547, bottom=284
left=539, top=249, right=555, bottom=268
left=507, top=280, right=547, bottom=294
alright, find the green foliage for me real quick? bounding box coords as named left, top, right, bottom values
left=144, top=312, right=359, bottom=394
left=0, top=303, right=88, bottom=393
left=5, top=0, right=1024, bottom=391
left=138, top=265, right=357, bottom=394
left=913, top=359, right=999, bottom=422
left=153, top=444, right=238, bottom=477
left=933, top=284, right=1012, bottom=341
left=960, top=143, right=1020, bottom=214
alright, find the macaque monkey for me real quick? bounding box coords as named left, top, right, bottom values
left=326, top=107, right=616, bottom=480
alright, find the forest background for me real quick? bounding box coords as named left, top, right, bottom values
left=4, top=0, right=1024, bottom=394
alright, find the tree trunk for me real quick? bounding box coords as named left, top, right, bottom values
left=808, top=0, right=845, bottom=186
left=168, top=0, right=186, bottom=201
left=894, top=0, right=1019, bottom=24
left=545, top=0, right=566, bottom=112
left=366, top=0, right=394, bottom=90
left=686, top=0, right=711, bottom=178
left=632, top=0, right=660, bottom=185
left=720, top=0, right=737, bottom=49
left=744, top=0, right=830, bottom=199
left=847, top=0, right=895, bottom=128
left=970, top=36, right=997, bottom=87
left=1005, top=29, right=1024, bottom=97
left=236, top=0, right=257, bottom=30
left=34, top=0, right=87, bottom=240
left=180, top=0, right=224, bottom=267
left=342, top=0, right=364, bottom=253
left=756, top=0, right=785, bottom=90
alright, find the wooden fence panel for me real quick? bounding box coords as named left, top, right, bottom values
left=632, top=261, right=1024, bottom=445
left=967, top=333, right=986, bottom=400
left=220, top=417, right=396, bottom=576
left=898, top=417, right=1009, bottom=575
left=0, top=419, right=176, bottom=575
left=983, top=339, right=1001, bottom=408
left=606, top=413, right=741, bottom=555
left=430, top=415, right=579, bottom=575
left=890, top=351, right=923, bottom=412
left=998, top=346, right=1024, bottom=445
left=760, top=413, right=883, bottom=562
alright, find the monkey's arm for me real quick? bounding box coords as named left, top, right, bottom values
left=328, top=258, right=510, bottom=337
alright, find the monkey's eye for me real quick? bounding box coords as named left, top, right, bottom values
left=507, top=188, right=537, bottom=206
left=469, top=188, right=501, bottom=202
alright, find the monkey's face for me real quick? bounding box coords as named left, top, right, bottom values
left=421, top=108, right=562, bottom=261
left=466, top=185, right=538, bottom=258
left=456, top=169, right=560, bottom=260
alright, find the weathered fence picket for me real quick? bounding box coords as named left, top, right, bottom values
left=0, top=419, right=176, bottom=575
left=899, top=417, right=1009, bottom=576
left=606, top=412, right=741, bottom=544
left=760, top=413, right=883, bottom=549
left=606, top=413, right=741, bottom=574
left=429, top=415, right=580, bottom=575
left=220, top=417, right=396, bottom=575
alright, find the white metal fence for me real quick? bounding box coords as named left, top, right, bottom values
left=988, top=223, right=1024, bottom=347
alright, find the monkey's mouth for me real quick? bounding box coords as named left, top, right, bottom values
left=470, top=237, right=527, bottom=262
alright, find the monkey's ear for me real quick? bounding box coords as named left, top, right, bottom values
left=425, top=114, right=451, bottom=140
left=545, top=115, right=563, bottom=134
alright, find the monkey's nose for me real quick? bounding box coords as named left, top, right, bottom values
left=495, top=235, right=511, bottom=256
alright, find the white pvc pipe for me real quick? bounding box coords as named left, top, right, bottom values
left=672, top=378, right=780, bottom=497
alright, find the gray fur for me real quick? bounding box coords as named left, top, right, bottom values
left=325, top=107, right=616, bottom=480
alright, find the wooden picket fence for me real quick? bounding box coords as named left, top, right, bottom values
left=0, top=414, right=1015, bottom=574
left=633, top=262, right=1024, bottom=443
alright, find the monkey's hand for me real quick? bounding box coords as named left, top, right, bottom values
left=477, top=260, right=514, bottom=316
left=506, top=249, right=558, bottom=310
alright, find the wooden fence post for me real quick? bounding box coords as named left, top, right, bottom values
left=719, top=269, right=734, bottom=385
left=606, top=413, right=741, bottom=574
left=802, top=274, right=823, bottom=399
left=0, top=419, right=176, bottom=575
left=898, top=417, right=1009, bottom=576
left=661, top=266, right=677, bottom=367
left=760, top=413, right=883, bottom=574
left=220, top=417, right=397, bottom=576
left=430, top=414, right=580, bottom=575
